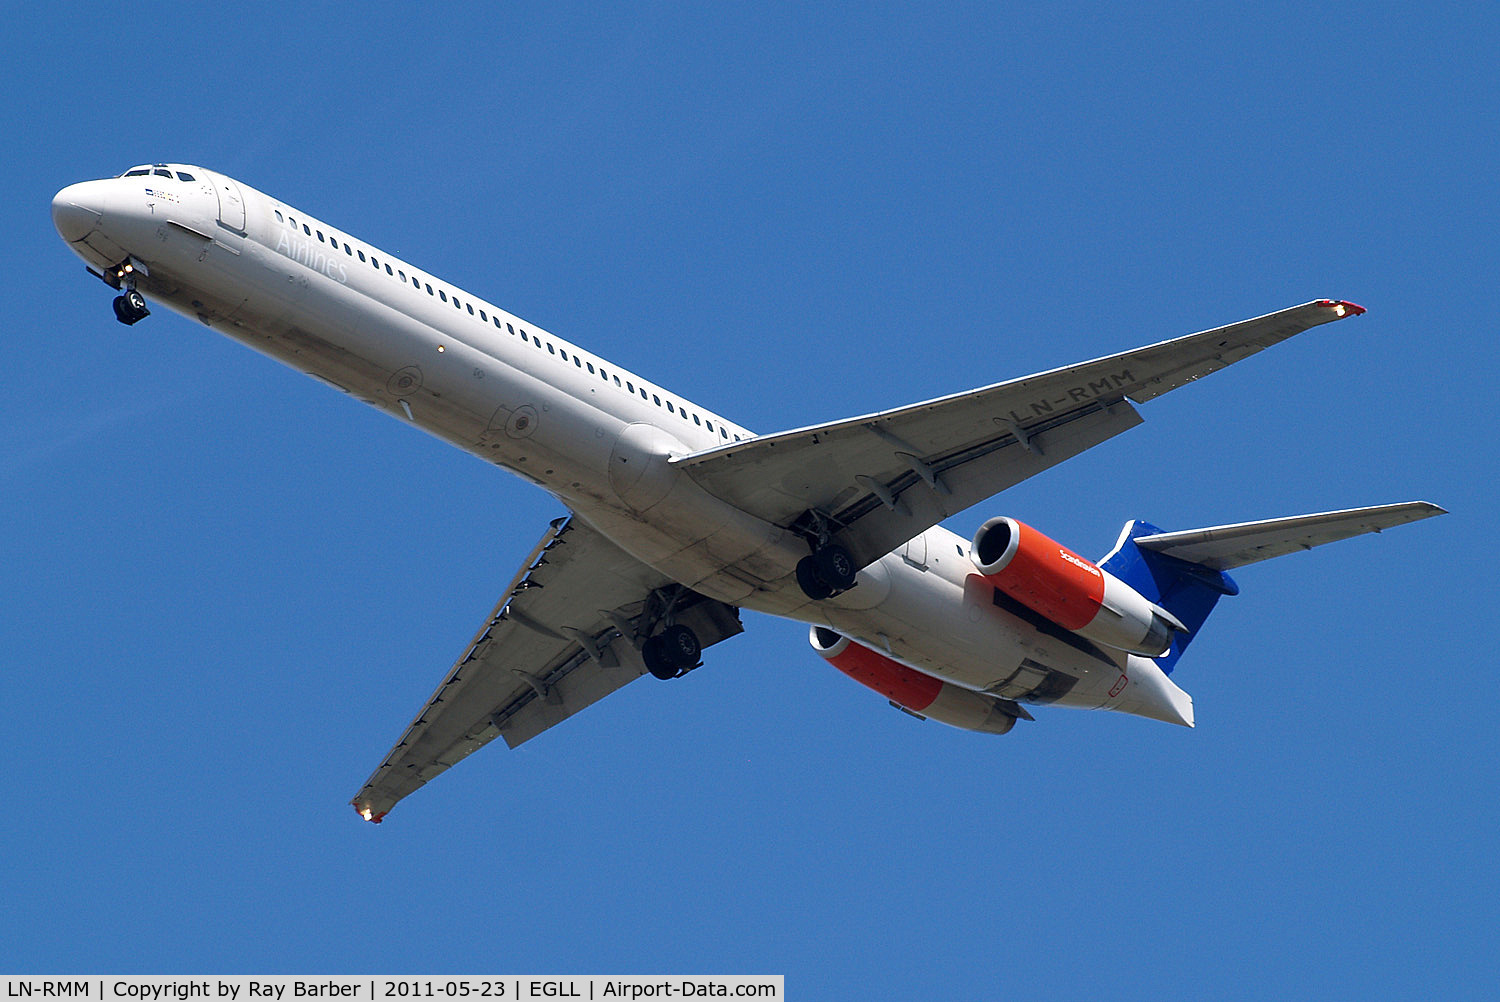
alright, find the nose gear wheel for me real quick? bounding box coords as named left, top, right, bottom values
left=113, top=289, right=150, bottom=325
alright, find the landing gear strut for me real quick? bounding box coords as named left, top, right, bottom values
left=796, top=543, right=859, bottom=601
left=103, top=259, right=150, bottom=325
left=642, top=623, right=701, bottom=680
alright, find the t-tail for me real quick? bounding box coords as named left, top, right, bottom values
left=1098, top=502, right=1446, bottom=675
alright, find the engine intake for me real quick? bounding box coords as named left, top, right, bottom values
left=971, top=516, right=1184, bottom=657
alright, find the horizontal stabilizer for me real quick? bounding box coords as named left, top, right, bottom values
left=1134, top=502, right=1446, bottom=571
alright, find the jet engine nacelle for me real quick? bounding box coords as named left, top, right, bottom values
left=970, top=516, right=1184, bottom=657
left=810, top=627, right=1018, bottom=735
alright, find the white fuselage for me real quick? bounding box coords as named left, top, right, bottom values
left=52, top=165, right=1191, bottom=726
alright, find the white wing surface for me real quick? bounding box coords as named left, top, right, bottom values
left=672, top=300, right=1364, bottom=566
left=350, top=516, right=742, bottom=821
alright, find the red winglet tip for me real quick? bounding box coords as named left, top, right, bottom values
left=353, top=803, right=387, bottom=823
left=1317, top=299, right=1366, bottom=317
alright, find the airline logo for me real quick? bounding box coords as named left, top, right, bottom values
left=1058, top=548, right=1102, bottom=577
left=274, top=230, right=349, bottom=284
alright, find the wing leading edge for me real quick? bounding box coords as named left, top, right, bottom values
left=671, top=300, right=1365, bottom=567
left=350, top=516, right=742, bottom=821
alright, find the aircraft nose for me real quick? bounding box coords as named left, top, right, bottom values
left=52, top=183, right=103, bottom=243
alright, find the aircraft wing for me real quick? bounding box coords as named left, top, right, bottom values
left=672, top=300, right=1364, bottom=567
left=350, top=516, right=743, bottom=822
left=1133, top=502, right=1447, bottom=570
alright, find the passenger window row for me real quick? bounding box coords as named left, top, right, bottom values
left=270, top=207, right=743, bottom=442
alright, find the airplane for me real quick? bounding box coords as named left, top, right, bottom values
left=52, top=163, right=1444, bottom=822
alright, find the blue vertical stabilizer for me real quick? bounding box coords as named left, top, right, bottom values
left=1098, top=521, right=1239, bottom=675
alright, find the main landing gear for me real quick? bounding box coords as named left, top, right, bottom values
left=795, top=542, right=859, bottom=601
left=642, top=623, right=701, bottom=680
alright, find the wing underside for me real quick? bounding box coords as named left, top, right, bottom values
left=672, top=300, right=1364, bottom=565
left=1134, top=502, right=1447, bottom=570
left=350, top=516, right=742, bottom=821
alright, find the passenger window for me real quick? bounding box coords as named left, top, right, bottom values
left=399, top=270, right=406, bottom=281
left=426, top=284, right=434, bottom=295
left=666, top=402, right=675, bottom=414
left=303, top=224, right=312, bottom=235
left=274, top=211, right=284, bottom=222
left=467, top=304, right=474, bottom=315
left=358, top=250, right=367, bottom=262
left=479, top=310, right=486, bottom=321
left=575, top=357, right=582, bottom=367
left=386, top=264, right=394, bottom=275
left=533, top=336, right=541, bottom=347
left=494, top=317, right=502, bottom=328
left=371, top=256, right=379, bottom=269
left=547, top=344, right=555, bottom=354
left=613, top=375, right=621, bottom=386
left=720, top=428, right=728, bottom=438
left=507, top=323, right=515, bottom=334
left=346, top=245, right=353, bottom=256
left=653, top=394, right=661, bottom=405
left=587, top=363, right=595, bottom=374
left=317, top=230, right=325, bottom=242
left=330, top=238, right=338, bottom=249
left=693, top=415, right=701, bottom=425
left=440, top=291, right=447, bottom=302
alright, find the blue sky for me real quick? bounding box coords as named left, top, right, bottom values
left=4, top=2, right=1496, bottom=996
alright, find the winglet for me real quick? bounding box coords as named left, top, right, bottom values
left=354, top=803, right=387, bottom=824
left=1315, top=299, right=1366, bottom=318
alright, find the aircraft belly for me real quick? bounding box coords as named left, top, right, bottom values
left=141, top=248, right=1168, bottom=718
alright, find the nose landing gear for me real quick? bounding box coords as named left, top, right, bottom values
left=98, top=258, right=150, bottom=325
left=112, top=288, right=150, bottom=325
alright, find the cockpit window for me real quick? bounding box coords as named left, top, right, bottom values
left=122, top=165, right=195, bottom=180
